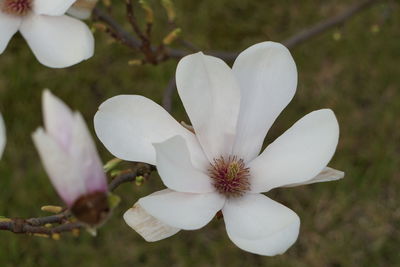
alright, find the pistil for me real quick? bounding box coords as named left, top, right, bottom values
left=208, top=156, right=250, bottom=198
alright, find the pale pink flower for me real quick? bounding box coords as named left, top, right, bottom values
left=0, top=0, right=94, bottom=68
left=0, top=113, right=5, bottom=159
left=33, top=90, right=108, bottom=225
left=94, top=42, right=344, bottom=255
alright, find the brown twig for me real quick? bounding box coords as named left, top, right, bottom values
left=162, top=77, right=176, bottom=112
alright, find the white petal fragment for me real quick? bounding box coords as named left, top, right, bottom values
left=70, top=113, right=108, bottom=193
left=249, top=109, right=339, bottom=193
left=124, top=202, right=180, bottom=242
left=0, top=12, right=21, bottom=54
left=0, top=113, right=6, bottom=159
left=176, top=52, right=240, bottom=160
left=284, top=167, right=344, bottom=188
left=94, top=95, right=207, bottom=167
left=32, top=129, right=86, bottom=206
left=33, top=0, right=76, bottom=16
left=67, top=0, right=98, bottom=19
left=42, top=90, right=75, bottom=150
left=154, top=135, right=214, bottom=193
left=232, top=42, right=298, bottom=162
left=20, top=15, right=94, bottom=68
left=223, top=194, right=300, bottom=256
left=139, top=189, right=225, bottom=230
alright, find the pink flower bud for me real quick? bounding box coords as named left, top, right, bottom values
left=33, top=90, right=108, bottom=225
left=0, top=113, right=5, bottom=159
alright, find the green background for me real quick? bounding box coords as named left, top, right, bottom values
left=0, top=0, right=399, bottom=266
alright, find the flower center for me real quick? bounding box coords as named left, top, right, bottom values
left=2, top=0, right=32, bottom=16
left=208, top=156, right=250, bottom=198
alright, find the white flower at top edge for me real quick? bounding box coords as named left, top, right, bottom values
left=33, top=90, right=108, bottom=226
left=94, top=41, right=344, bottom=256
left=0, top=113, right=5, bottom=159
left=0, top=0, right=94, bottom=68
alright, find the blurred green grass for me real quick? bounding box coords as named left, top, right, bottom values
left=0, top=0, right=399, bottom=266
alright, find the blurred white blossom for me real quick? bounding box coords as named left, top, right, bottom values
left=94, top=41, right=343, bottom=256
left=33, top=90, right=108, bottom=225
left=0, top=0, right=94, bottom=68
left=0, top=113, right=5, bottom=159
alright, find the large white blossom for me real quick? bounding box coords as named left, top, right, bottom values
left=0, top=0, right=94, bottom=68
left=94, top=41, right=344, bottom=255
left=33, top=90, right=108, bottom=225
left=0, top=113, right=5, bottom=159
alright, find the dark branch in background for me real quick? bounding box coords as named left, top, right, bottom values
left=282, top=0, right=380, bottom=48
left=93, top=0, right=381, bottom=63
left=0, top=164, right=154, bottom=237
left=93, top=0, right=381, bottom=108
left=162, top=77, right=176, bottom=112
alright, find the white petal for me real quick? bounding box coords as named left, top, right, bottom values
left=33, top=0, right=76, bottom=16
left=42, top=90, right=75, bottom=150
left=223, top=194, right=300, bottom=256
left=176, top=52, right=240, bottom=160
left=70, top=112, right=108, bottom=194
left=32, top=129, right=86, bottom=206
left=154, top=135, right=214, bottom=193
left=0, top=12, right=21, bottom=54
left=0, top=113, right=6, bottom=159
left=94, top=95, right=208, bottom=168
left=20, top=14, right=94, bottom=68
left=232, top=42, right=298, bottom=161
left=284, top=167, right=344, bottom=187
left=124, top=202, right=180, bottom=242
left=249, top=109, right=339, bottom=193
left=139, top=189, right=225, bottom=230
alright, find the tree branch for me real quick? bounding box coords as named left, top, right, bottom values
left=0, top=164, right=155, bottom=237
left=93, top=0, right=381, bottom=62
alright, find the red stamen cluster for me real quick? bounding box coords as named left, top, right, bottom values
left=208, top=156, right=250, bottom=198
left=2, top=0, right=32, bottom=16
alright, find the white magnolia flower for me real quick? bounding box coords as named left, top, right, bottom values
left=0, top=0, right=94, bottom=68
left=0, top=113, right=5, bottom=159
left=33, top=90, right=109, bottom=225
left=94, top=41, right=344, bottom=255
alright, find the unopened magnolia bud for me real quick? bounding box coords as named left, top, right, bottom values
left=139, top=0, right=154, bottom=24
left=33, top=90, right=109, bottom=226
left=128, top=59, right=143, bottom=66
left=161, top=0, right=176, bottom=23
left=41, top=205, right=63, bottom=214
left=52, top=233, right=61, bottom=240
left=163, top=28, right=181, bottom=45
left=103, top=158, right=123, bottom=172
